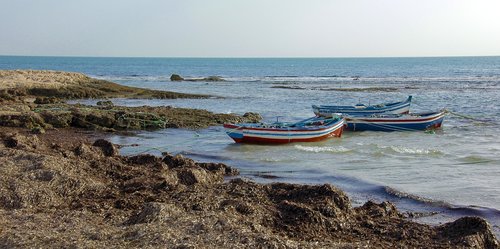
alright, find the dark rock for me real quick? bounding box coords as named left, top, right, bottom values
left=197, top=162, right=239, bottom=176
left=4, top=136, right=18, bottom=148
left=96, top=100, right=114, bottom=107
left=41, top=110, right=73, bottom=128
left=176, top=167, right=223, bottom=186
left=278, top=200, right=323, bottom=225
left=177, top=168, right=206, bottom=186
left=162, top=154, right=196, bottom=169
left=439, top=216, right=499, bottom=248
left=204, top=76, right=225, bottom=82
left=182, top=76, right=225, bottom=82
left=2, top=133, right=40, bottom=149
left=127, top=154, right=161, bottom=165
left=268, top=183, right=351, bottom=212
left=170, top=74, right=184, bottom=81
left=34, top=97, right=61, bottom=104
left=235, top=203, right=254, bottom=215
left=92, top=139, right=118, bottom=157
left=360, top=201, right=401, bottom=218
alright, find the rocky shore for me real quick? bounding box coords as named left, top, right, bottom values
left=0, top=70, right=209, bottom=100
left=0, top=70, right=261, bottom=131
left=0, top=70, right=498, bottom=248
left=0, top=130, right=498, bottom=248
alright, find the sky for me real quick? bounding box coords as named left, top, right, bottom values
left=0, top=0, right=499, bottom=57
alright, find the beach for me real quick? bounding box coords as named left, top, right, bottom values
left=0, top=69, right=498, bottom=248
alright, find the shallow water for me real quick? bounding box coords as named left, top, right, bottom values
left=2, top=56, right=499, bottom=234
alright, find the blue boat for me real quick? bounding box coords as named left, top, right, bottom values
left=313, top=96, right=412, bottom=116
left=345, top=110, right=446, bottom=132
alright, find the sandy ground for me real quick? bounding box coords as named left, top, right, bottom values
left=0, top=70, right=93, bottom=89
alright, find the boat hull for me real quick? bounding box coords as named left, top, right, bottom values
left=224, top=118, right=345, bottom=144
left=346, top=111, right=445, bottom=132
left=313, top=96, right=412, bottom=116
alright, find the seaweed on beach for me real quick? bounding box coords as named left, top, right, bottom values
left=0, top=131, right=497, bottom=248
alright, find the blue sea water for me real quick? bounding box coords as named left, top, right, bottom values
left=1, top=55, right=500, bottom=234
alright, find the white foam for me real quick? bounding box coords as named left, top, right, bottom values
left=294, top=145, right=351, bottom=153
left=378, top=145, right=442, bottom=155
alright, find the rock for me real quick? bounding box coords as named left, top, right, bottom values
left=242, top=112, right=262, bottom=123
left=2, top=133, right=40, bottom=149
left=4, top=136, right=18, bottom=148
left=204, top=76, right=225, bottom=82
left=277, top=200, right=323, bottom=225
left=268, top=183, right=351, bottom=212
left=170, top=74, right=184, bottom=81
left=439, top=216, right=499, bottom=248
left=127, top=154, right=161, bottom=165
left=360, top=200, right=401, bottom=218
left=177, top=75, right=225, bottom=82
left=176, top=167, right=223, bottom=186
left=96, top=100, right=114, bottom=107
left=34, top=97, right=61, bottom=104
left=92, top=139, right=118, bottom=157
left=40, top=110, right=73, bottom=128
left=162, top=154, right=196, bottom=169
left=197, top=162, right=240, bottom=176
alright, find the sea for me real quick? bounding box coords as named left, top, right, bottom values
left=1, top=56, right=499, bottom=235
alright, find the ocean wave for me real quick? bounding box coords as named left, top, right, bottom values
left=458, top=155, right=497, bottom=165
left=383, top=186, right=500, bottom=218
left=90, top=74, right=500, bottom=86
left=294, top=145, right=352, bottom=153
left=378, top=145, right=443, bottom=155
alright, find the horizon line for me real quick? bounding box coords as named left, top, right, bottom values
left=1, top=54, right=499, bottom=59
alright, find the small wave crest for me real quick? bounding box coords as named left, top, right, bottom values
left=384, top=186, right=447, bottom=206
left=459, top=155, right=497, bottom=165
left=383, top=186, right=500, bottom=218
left=378, top=145, right=443, bottom=155
left=294, top=145, right=351, bottom=153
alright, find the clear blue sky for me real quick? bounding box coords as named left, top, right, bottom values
left=1, top=0, right=499, bottom=57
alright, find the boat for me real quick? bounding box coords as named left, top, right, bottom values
left=345, top=110, right=446, bottom=132
left=312, top=96, right=412, bottom=116
left=223, top=116, right=345, bottom=144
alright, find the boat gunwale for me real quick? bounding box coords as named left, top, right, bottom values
left=223, top=118, right=345, bottom=133
left=345, top=111, right=445, bottom=123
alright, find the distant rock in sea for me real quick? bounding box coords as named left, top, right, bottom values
left=170, top=74, right=225, bottom=82
left=170, top=74, right=184, bottom=81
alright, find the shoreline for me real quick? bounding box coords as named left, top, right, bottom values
left=0, top=127, right=498, bottom=247
left=0, top=70, right=498, bottom=247
left=0, top=70, right=261, bottom=130
left=112, top=126, right=500, bottom=239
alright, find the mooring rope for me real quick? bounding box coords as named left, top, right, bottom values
left=444, top=109, right=495, bottom=124
left=128, top=132, right=202, bottom=156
